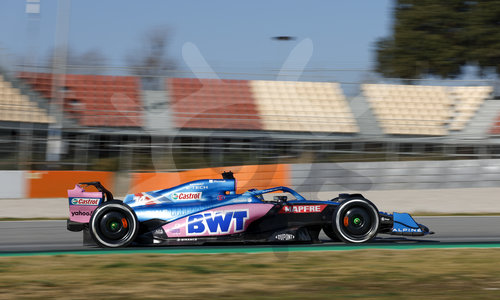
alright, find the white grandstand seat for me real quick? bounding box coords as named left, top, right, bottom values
left=251, top=80, right=358, bottom=133
left=449, top=86, right=492, bottom=130
left=364, top=83, right=494, bottom=134
left=0, top=76, right=53, bottom=124
left=364, top=84, right=447, bottom=135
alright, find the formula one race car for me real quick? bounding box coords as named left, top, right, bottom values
left=67, top=171, right=432, bottom=248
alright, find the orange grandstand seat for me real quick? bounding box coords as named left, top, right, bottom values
left=17, top=72, right=144, bottom=128
left=168, top=77, right=262, bottom=130
left=490, top=117, right=500, bottom=135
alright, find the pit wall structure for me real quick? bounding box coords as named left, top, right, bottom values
left=1, top=159, right=499, bottom=199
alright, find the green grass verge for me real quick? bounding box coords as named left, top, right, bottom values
left=1, top=249, right=500, bottom=299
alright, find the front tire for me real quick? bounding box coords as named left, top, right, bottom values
left=89, top=200, right=139, bottom=248
left=332, top=198, right=380, bottom=243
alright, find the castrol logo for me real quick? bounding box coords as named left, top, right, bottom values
left=70, top=198, right=100, bottom=206
left=172, top=192, right=202, bottom=200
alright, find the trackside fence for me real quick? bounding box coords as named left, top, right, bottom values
left=1, top=159, right=499, bottom=198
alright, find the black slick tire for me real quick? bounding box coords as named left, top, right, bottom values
left=322, top=225, right=341, bottom=242
left=89, top=200, right=139, bottom=248
left=332, top=198, right=380, bottom=243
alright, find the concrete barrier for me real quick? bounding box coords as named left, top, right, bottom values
left=291, top=159, right=500, bottom=192
left=0, top=160, right=499, bottom=217
left=0, top=171, right=25, bottom=199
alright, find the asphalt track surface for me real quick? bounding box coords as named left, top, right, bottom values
left=1, top=216, right=500, bottom=254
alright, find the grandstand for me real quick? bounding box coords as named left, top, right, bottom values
left=0, top=75, right=53, bottom=124
left=491, top=116, right=500, bottom=135
left=450, top=86, right=493, bottom=131
left=251, top=80, right=358, bottom=133
left=15, top=72, right=495, bottom=137
left=167, top=78, right=358, bottom=133
left=362, top=84, right=493, bottom=136
left=18, top=72, right=143, bottom=127
left=167, top=78, right=262, bottom=130
left=3, top=71, right=500, bottom=170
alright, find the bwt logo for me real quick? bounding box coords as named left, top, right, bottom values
left=187, top=210, right=249, bottom=235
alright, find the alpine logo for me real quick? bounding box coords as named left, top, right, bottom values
left=187, top=210, right=248, bottom=235
left=70, top=198, right=100, bottom=206
left=172, top=192, right=202, bottom=200
left=279, top=205, right=327, bottom=214
left=392, top=228, right=422, bottom=233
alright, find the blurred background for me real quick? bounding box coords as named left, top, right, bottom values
left=1, top=0, right=500, bottom=200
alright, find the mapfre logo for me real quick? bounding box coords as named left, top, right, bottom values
left=70, top=198, right=100, bottom=206
left=279, top=205, right=327, bottom=214
left=172, top=192, right=202, bottom=200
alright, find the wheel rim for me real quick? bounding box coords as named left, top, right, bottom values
left=335, top=200, right=379, bottom=243
left=342, top=207, right=371, bottom=236
left=96, top=210, right=133, bottom=243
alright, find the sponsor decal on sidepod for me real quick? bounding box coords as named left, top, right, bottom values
left=172, top=192, right=202, bottom=200
left=189, top=185, right=208, bottom=190
left=133, top=193, right=163, bottom=205
left=187, top=210, right=248, bottom=235
left=279, top=205, right=327, bottom=214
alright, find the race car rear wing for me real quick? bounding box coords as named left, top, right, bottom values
left=67, top=182, right=114, bottom=230
left=78, top=181, right=114, bottom=202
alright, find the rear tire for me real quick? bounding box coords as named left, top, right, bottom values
left=89, top=200, right=139, bottom=248
left=322, top=226, right=340, bottom=242
left=332, top=198, right=379, bottom=243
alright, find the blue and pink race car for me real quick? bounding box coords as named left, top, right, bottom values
left=67, top=171, right=432, bottom=248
